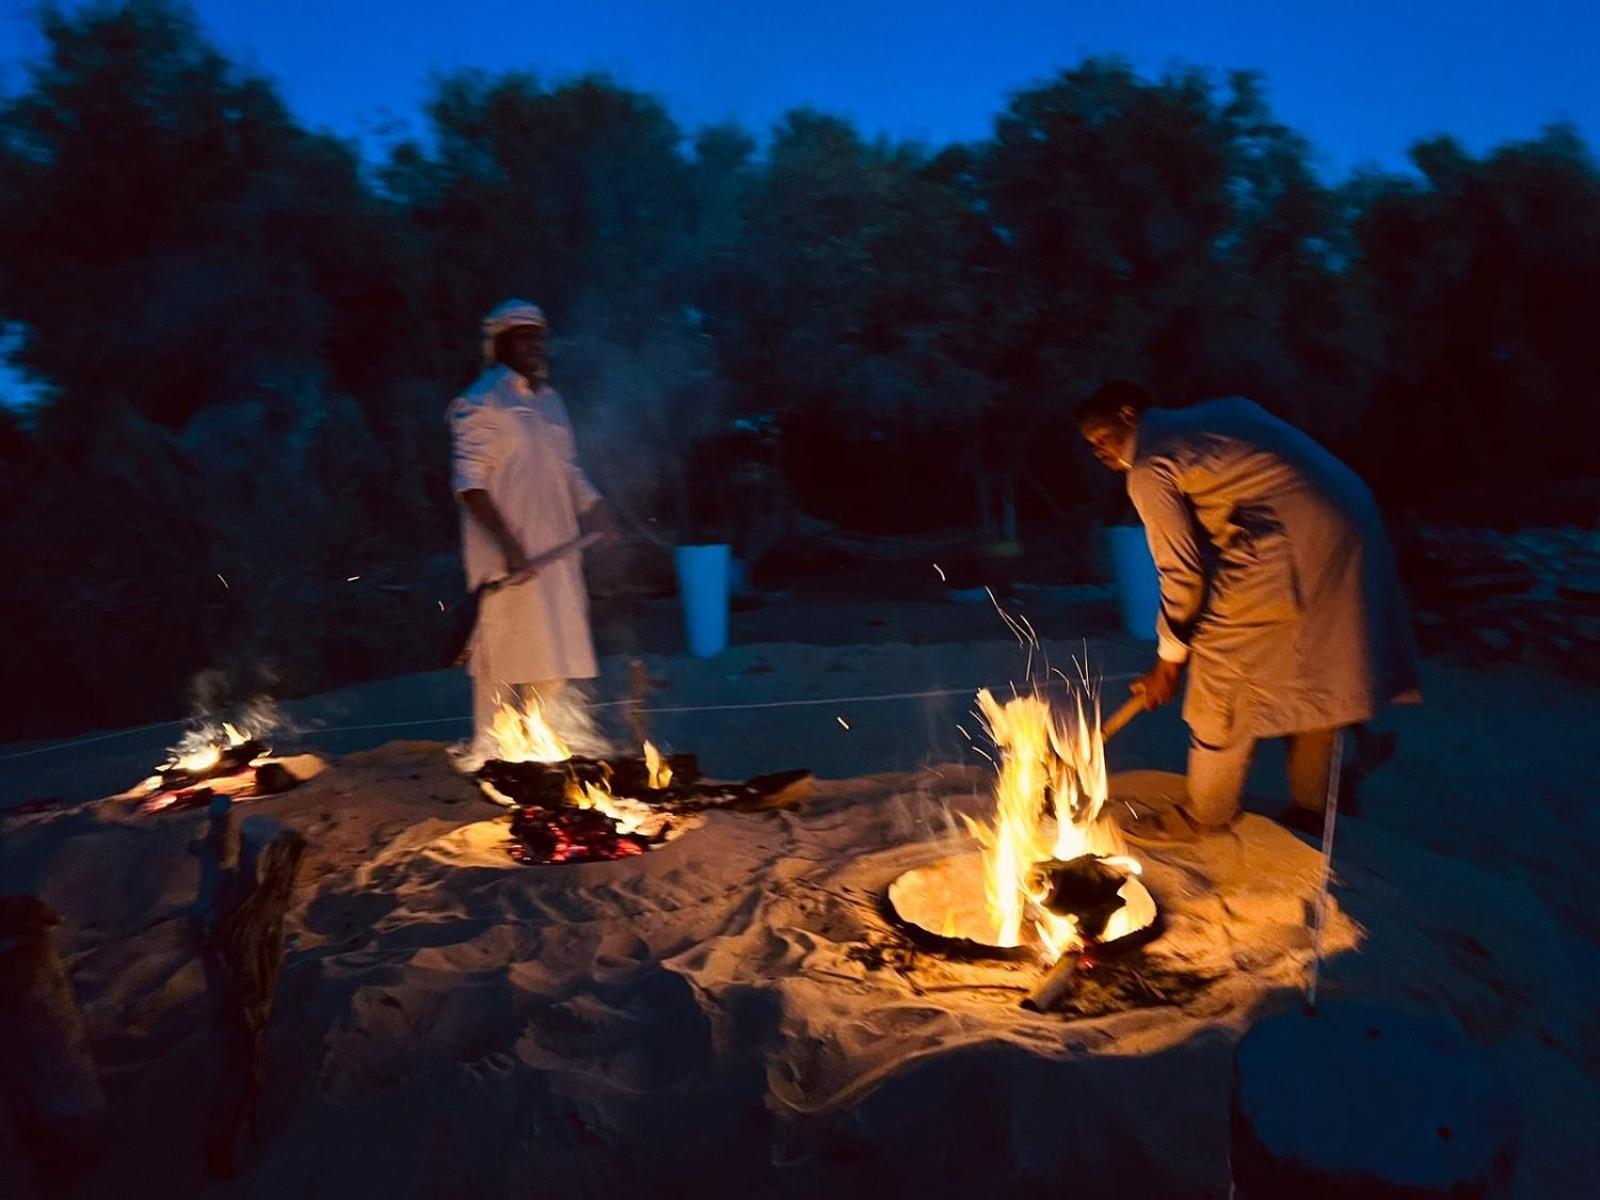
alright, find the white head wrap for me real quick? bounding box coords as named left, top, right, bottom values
left=481, top=299, right=547, bottom=364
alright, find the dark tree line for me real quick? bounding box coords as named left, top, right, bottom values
left=1, top=0, right=1596, bottom=736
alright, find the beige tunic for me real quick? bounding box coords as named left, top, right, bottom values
left=448, top=366, right=601, bottom=685
left=1127, top=398, right=1420, bottom=746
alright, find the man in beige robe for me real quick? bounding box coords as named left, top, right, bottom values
left=448, top=300, right=613, bottom=764
left=1079, top=381, right=1420, bottom=832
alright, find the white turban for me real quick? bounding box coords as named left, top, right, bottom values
left=481, top=299, right=546, bottom=363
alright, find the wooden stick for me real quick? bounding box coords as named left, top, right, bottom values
left=1020, top=950, right=1083, bottom=1012
left=1101, top=694, right=1146, bottom=743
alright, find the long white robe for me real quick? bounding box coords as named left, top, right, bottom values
left=1127, top=398, right=1421, bottom=746
left=448, top=366, right=601, bottom=686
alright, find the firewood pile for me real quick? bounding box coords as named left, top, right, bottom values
left=475, top=754, right=813, bottom=865
left=123, top=730, right=306, bottom=814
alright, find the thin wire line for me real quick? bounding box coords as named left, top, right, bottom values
left=1, top=672, right=1144, bottom=759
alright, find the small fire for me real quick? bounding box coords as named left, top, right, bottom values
left=488, top=694, right=572, bottom=764
left=961, top=688, right=1143, bottom=960
left=644, top=741, right=672, bottom=790
left=570, top=780, right=671, bottom=839
left=167, top=721, right=249, bottom=776
left=484, top=697, right=685, bottom=859
left=137, top=715, right=276, bottom=813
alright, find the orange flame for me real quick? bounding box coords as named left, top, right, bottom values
left=488, top=694, right=572, bottom=764
left=644, top=741, right=672, bottom=789
left=962, top=688, right=1144, bottom=960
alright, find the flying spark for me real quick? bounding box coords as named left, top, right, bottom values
left=933, top=563, right=946, bottom=581
left=836, top=716, right=851, bottom=731
left=346, top=575, right=361, bottom=582
left=437, top=600, right=446, bottom=611
left=216, top=574, right=229, bottom=589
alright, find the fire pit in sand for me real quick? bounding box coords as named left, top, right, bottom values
left=884, top=687, right=1159, bottom=1010
left=119, top=718, right=311, bottom=813
left=474, top=697, right=812, bottom=864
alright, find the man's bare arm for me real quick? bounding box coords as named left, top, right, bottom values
left=459, top=489, right=528, bottom=574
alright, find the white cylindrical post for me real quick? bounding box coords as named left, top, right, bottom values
left=675, top=543, right=731, bottom=658
left=1107, top=525, right=1160, bottom=640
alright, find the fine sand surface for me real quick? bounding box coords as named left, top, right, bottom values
left=3, top=731, right=1596, bottom=1198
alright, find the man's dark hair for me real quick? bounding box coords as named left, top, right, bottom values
left=1079, top=380, right=1155, bottom=425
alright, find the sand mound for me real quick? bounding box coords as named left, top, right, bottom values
left=3, top=745, right=1592, bottom=1198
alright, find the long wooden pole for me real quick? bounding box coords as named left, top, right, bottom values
left=1100, top=694, right=1146, bottom=743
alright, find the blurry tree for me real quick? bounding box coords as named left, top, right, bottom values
left=0, top=1, right=447, bottom=735
left=701, top=110, right=994, bottom=532
left=383, top=71, right=695, bottom=352
left=1350, top=126, right=1600, bottom=517
left=0, top=0, right=416, bottom=434
left=1, top=7, right=1597, bottom=739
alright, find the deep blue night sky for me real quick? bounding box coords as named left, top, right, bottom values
left=0, top=0, right=1597, bottom=406
left=2, top=0, right=1597, bottom=175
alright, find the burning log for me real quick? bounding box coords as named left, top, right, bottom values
left=478, top=754, right=701, bottom=809
left=1033, top=855, right=1132, bottom=941
left=476, top=691, right=808, bottom=864
left=483, top=757, right=812, bottom=866
left=475, top=756, right=812, bottom=814
left=1019, top=856, right=1162, bottom=1013
left=158, top=737, right=268, bottom=792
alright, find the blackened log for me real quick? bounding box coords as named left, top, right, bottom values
left=692, top=769, right=813, bottom=811
left=477, top=755, right=700, bottom=807
left=251, top=762, right=300, bottom=795
left=608, top=754, right=700, bottom=797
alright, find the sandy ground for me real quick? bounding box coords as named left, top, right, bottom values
left=3, top=613, right=1599, bottom=1197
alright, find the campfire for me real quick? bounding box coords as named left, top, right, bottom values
left=885, top=686, right=1159, bottom=1011
left=473, top=694, right=810, bottom=865
left=127, top=716, right=300, bottom=813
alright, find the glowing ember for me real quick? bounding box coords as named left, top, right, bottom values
left=484, top=698, right=691, bottom=862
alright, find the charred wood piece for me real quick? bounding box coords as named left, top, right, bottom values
left=478, top=755, right=700, bottom=808
left=476, top=757, right=808, bottom=814
left=693, top=768, right=814, bottom=811
left=1033, top=855, right=1129, bottom=941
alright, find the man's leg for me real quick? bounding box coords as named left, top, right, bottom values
left=518, top=680, right=567, bottom=707
left=1186, top=733, right=1257, bottom=828
left=472, top=674, right=510, bottom=744
left=1286, top=727, right=1339, bottom=815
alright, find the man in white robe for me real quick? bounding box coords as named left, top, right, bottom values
left=448, top=300, right=613, bottom=761
left=1079, top=381, right=1420, bottom=832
